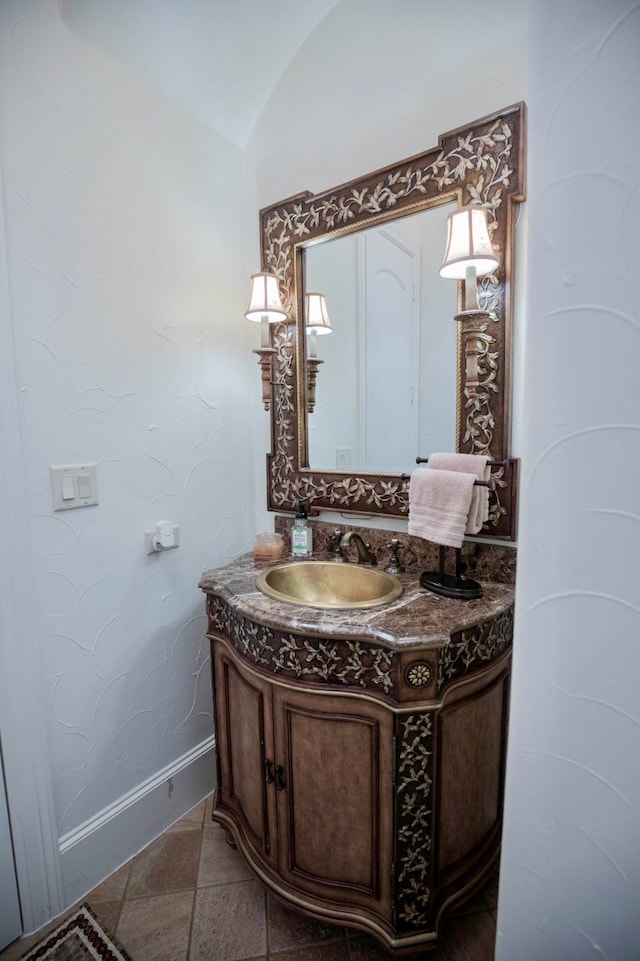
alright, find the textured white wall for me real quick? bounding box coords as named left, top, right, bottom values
left=57, top=0, right=341, bottom=148
left=0, top=0, right=255, bottom=851
left=498, top=2, right=640, bottom=958
left=250, top=0, right=528, bottom=206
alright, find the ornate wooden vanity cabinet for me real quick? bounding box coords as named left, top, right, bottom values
left=201, top=547, right=514, bottom=957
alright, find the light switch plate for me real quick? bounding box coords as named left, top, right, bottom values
left=51, top=464, right=98, bottom=511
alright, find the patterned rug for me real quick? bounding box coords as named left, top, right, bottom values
left=20, top=905, right=132, bottom=960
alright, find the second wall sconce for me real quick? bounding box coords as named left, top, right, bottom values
left=245, top=272, right=287, bottom=411
left=304, top=292, right=332, bottom=413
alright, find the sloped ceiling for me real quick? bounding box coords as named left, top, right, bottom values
left=58, top=0, right=340, bottom=147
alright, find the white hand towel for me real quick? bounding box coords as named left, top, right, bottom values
left=408, top=468, right=477, bottom=548
left=427, top=453, right=490, bottom=534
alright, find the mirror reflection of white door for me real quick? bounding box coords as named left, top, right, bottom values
left=359, top=227, right=420, bottom=472
left=0, top=752, right=22, bottom=949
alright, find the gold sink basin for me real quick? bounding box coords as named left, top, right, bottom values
left=256, top=561, right=403, bottom=610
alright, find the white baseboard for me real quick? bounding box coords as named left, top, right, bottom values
left=58, top=736, right=216, bottom=909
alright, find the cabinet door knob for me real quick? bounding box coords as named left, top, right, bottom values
left=275, top=765, right=286, bottom=792
left=264, top=759, right=275, bottom=784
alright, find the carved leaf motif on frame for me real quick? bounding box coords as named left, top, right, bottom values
left=260, top=104, right=525, bottom=536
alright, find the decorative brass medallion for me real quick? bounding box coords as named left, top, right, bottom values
left=405, top=661, right=433, bottom=688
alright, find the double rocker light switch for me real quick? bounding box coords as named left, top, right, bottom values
left=50, top=464, right=98, bottom=511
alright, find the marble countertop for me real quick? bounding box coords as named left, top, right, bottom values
left=199, top=552, right=514, bottom=651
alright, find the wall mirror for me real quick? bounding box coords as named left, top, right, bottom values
left=260, top=103, right=525, bottom=539
left=304, top=202, right=458, bottom=473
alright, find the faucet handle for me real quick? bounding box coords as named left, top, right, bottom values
left=329, top=529, right=346, bottom=561
left=362, top=541, right=377, bottom=567
left=385, top=538, right=405, bottom=574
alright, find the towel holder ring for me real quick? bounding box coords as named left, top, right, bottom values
left=415, top=457, right=509, bottom=467
left=401, top=456, right=507, bottom=487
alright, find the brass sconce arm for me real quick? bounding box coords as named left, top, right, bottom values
left=253, top=346, right=277, bottom=412
left=306, top=357, right=323, bottom=413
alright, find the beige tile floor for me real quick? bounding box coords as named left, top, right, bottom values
left=1, top=796, right=498, bottom=961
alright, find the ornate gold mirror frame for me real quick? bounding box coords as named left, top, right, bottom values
left=260, top=102, right=525, bottom=539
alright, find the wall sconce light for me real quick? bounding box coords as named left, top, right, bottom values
left=304, top=292, right=332, bottom=413
left=245, top=272, right=287, bottom=411
left=439, top=205, right=499, bottom=316
left=440, top=206, right=499, bottom=399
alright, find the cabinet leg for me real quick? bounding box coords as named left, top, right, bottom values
left=221, top=824, right=237, bottom=849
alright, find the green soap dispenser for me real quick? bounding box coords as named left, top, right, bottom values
left=291, top=504, right=312, bottom=558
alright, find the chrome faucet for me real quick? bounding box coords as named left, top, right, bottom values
left=339, top=531, right=377, bottom=566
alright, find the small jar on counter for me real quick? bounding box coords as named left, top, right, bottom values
left=253, top=532, right=285, bottom=562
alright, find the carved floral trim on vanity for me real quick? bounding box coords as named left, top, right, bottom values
left=395, top=712, right=435, bottom=931
left=439, top=607, right=514, bottom=693
left=206, top=594, right=397, bottom=695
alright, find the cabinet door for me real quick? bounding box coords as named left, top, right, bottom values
left=272, top=687, right=394, bottom=922
left=436, top=667, right=510, bottom=885
left=213, top=641, right=277, bottom=867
